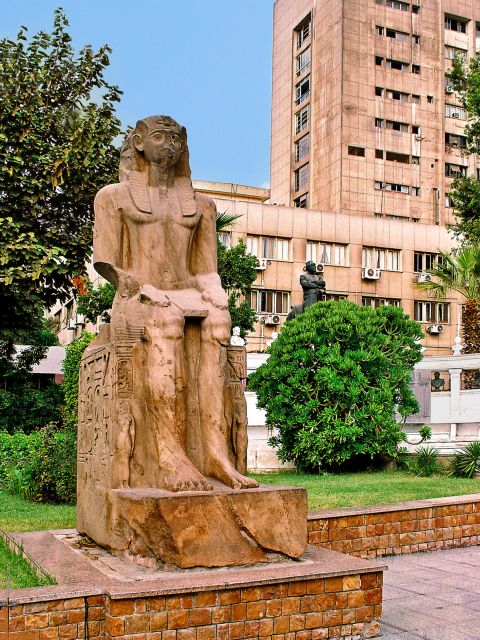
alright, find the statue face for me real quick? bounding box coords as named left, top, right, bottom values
left=134, top=126, right=182, bottom=168
left=306, top=261, right=317, bottom=274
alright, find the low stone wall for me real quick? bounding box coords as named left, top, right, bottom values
left=308, top=494, right=480, bottom=558
left=0, top=574, right=383, bottom=640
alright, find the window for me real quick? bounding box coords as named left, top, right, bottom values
left=375, top=86, right=383, bottom=96
left=414, top=252, right=439, bottom=273
left=411, top=186, right=420, bottom=196
left=375, top=56, right=384, bottom=66
left=386, top=28, right=409, bottom=41
left=348, top=145, right=365, bottom=157
left=427, top=95, right=433, bottom=103
left=412, top=94, right=421, bottom=103
left=412, top=125, right=420, bottom=134
left=295, top=76, right=310, bottom=105
left=362, top=297, right=401, bottom=308
left=413, top=34, right=420, bottom=43
left=414, top=301, right=450, bottom=323
left=296, top=15, right=311, bottom=48
left=445, top=133, right=467, bottom=149
left=445, top=163, right=467, bottom=178
left=294, top=164, right=309, bottom=191
left=445, top=193, right=454, bottom=208
left=362, top=247, right=401, bottom=271
left=412, top=64, right=420, bottom=74
left=375, top=118, right=384, bottom=129
left=445, top=16, right=468, bottom=33
left=386, top=120, right=409, bottom=132
left=386, top=0, right=409, bottom=11
left=296, top=47, right=311, bottom=76
left=250, top=289, right=291, bottom=315
left=295, top=105, right=310, bottom=134
left=295, top=134, right=310, bottom=162
left=306, top=241, right=348, bottom=267
left=476, top=22, right=480, bottom=38
left=412, top=4, right=419, bottom=13
left=445, top=45, right=467, bottom=60
left=218, top=231, right=231, bottom=248
left=386, top=58, right=409, bottom=71
left=294, top=193, right=308, bottom=208
left=445, top=104, right=467, bottom=120
left=412, top=155, right=420, bottom=165
left=386, top=89, right=409, bottom=101
left=375, top=149, right=384, bottom=159
left=375, top=25, right=384, bottom=35
left=247, top=235, right=291, bottom=261
left=385, top=182, right=409, bottom=193
left=325, top=293, right=348, bottom=302
left=386, top=151, right=410, bottom=163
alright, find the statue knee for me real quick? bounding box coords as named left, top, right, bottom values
left=202, top=311, right=231, bottom=344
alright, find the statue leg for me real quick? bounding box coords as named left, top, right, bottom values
left=145, top=305, right=213, bottom=492
left=199, top=309, right=258, bottom=489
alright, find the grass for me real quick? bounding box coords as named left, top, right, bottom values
left=250, top=470, right=480, bottom=510
left=0, top=537, right=54, bottom=589
left=0, top=491, right=76, bottom=532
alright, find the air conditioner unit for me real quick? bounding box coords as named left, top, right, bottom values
left=264, top=314, right=281, bottom=326
left=427, top=324, right=445, bottom=334
left=445, top=86, right=454, bottom=93
left=256, top=257, right=268, bottom=270
left=416, top=273, right=432, bottom=283
left=452, top=113, right=460, bottom=119
left=362, top=267, right=381, bottom=280
left=67, top=319, right=77, bottom=330
left=75, top=314, right=85, bottom=326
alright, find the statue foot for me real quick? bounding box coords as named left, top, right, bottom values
left=162, top=462, right=213, bottom=493
left=209, top=457, right=259, bottom=490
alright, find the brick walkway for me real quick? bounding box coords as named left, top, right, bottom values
left=381, top=547, right=480, bottom=639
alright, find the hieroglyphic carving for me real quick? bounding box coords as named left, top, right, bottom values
left=113, top=327, right=145, bottom=398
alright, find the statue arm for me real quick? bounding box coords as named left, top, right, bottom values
left=93, top=185, right=140, bottom=297
left=191, top=194, right=228, bottom=310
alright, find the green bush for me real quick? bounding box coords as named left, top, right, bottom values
left=449, top=441, right=480, bottom=478
left=0, top=426, right=76, bottom=503
left=62, top=332, right=95, bottom=432
left=0, top=384, right=64, bottom=434
left=408, top=446, right=440, bottom=477
left=249, top=300, right=423, bottom=471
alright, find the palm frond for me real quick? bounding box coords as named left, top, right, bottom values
left=216, top=211, right=242, bottom=233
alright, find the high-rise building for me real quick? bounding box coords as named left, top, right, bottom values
left=270, top=0, right=480, bottom=224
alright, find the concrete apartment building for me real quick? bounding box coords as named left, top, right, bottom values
left=52, top=0, right=479, bottom=355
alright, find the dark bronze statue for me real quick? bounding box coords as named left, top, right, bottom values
left=286, top=260, right=326, bottom=321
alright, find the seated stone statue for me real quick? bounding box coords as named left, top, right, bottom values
left=81, top=115, right=257, bottom=494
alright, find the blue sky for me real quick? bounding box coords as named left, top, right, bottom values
left=2, top=0, right=274, bottom=187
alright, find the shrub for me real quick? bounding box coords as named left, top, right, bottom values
left=408, top=446, right=440, bottom=477
left=449, top=441, right=480, bottom=478
left=249, top=300, right=423, bottom=471
left=0, top=384, right=64, bottom=434
left=0, top=425, right=76, bottom=503
left=62, top=332, right=95, bottom=432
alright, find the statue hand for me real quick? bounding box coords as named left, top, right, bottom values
left=201, top=287, right=228, bottom=310
left=139, top=284, right=171, bottom=307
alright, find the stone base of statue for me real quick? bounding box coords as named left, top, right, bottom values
left=108, top=484, right=307, bottom=568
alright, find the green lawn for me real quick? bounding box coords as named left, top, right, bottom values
left=251, top=470, right=480, bottom=510
left=0, top=491, right=76, bottom=532
left=0, top=537, right=54, bottom=589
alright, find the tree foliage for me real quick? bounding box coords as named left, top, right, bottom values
left=77, top=279, right=116, bottom=323
left=0, top=9, right=122, bottom=332
left=249, top=301, right=423, bottom=471
left=417, top=244, right=480, bottom=353
left=448, top=55, right=480, bottom=242
left=62, top=332, right=95, bottom=432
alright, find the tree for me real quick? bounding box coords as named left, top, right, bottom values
left=0, top=9, right=122, bottom=333
left=448, top=55, right=480, bottom=243
left=416, top=244, right=480, bottom=354
left=77, top=280, right=116, bottom=324
left=249, top=301, right=423, bottom=471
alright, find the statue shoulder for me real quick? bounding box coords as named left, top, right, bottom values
left=94, top=182, right=121, bottom=208
left=195, top=192, right=216, bottom=214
